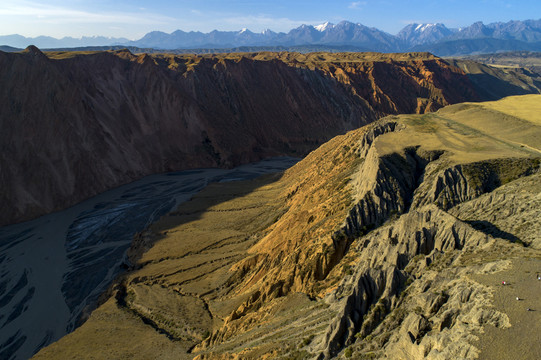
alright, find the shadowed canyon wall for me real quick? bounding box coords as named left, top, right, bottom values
left=0, top=48, right=488, bottom=225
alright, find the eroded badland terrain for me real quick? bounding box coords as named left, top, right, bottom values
left=30, top=93, right=541, bottom=359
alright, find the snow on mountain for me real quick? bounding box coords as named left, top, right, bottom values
left=318, top=21, right=400, bottom=51
left=415, top=23, right=436, bottom=32
left=315, top=22, right=334, bottom=32
left=397, top=23, right=453, bottom=47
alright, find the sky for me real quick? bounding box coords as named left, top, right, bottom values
left=0, top=0, right=540, bottom=40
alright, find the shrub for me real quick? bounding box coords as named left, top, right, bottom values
left=301, top=334, right=315, bottom=347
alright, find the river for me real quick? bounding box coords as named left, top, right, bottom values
left=0, top=157, right=298, bottom=360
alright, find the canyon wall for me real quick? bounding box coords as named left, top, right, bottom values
left=0, top=48, right=481, bottom=225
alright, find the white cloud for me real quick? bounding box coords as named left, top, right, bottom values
left=0, top=2, right=331, bottom=38
left=0, top=1, right=174, bottom=26
left=0, top=0, right=179, bottom=38
left=348, top=1, right=366, bottom=10
left=219, top=15, right=324, bottom=32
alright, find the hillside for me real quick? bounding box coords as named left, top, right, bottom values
left=125, top=19, right=541, bottom=56
left=0, top=48, right=487, bottom=226
left=413, top=38, right=541, bottom=57
left=460, top=51, right=541, bottom=75
left=446, top=59, right=541, bottom=100
left=0, top=45, right=21, bottom=52
left=33, top=95, right=541, bottom=359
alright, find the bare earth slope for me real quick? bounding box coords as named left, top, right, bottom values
left=460, top=51, right=541, bottom=77
left=33, top=95, right=541, bottom=360
left=447, top=59, right=541, bottom=100
left=1, top=48, right=529, bottom=226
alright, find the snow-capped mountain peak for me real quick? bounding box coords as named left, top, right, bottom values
left=315, top=22, right=334, bottom=32
left=397, top=22, right=453, bottom=47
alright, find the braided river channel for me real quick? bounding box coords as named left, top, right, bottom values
left=0, top=157, right=299, bottom=360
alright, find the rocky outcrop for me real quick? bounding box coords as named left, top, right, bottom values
left=314, top=205, right=491, bottom=358
left=343, top=143, right=443, bottom=239
left=448, top=171, right=541, bottom=248
left=190, top=100, right=539, bottom=358
left=412, top=158, right=540, bottom=210
left=306, top=116, right=539, bottom=358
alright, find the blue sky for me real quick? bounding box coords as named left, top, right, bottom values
left=0, top=0, right=539, bottom=39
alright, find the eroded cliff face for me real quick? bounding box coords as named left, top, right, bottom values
left=32, top=95, right=541, bottom=360
left=194, top=112, right=539, bottom=359
left=0, top=48, right=484, bottom=226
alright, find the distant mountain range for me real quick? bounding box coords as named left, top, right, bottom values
left=2, top=19, right=541, bottom=56
left=0, top=35, right=129, bottom=49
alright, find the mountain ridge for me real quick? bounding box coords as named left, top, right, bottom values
left=3, top=19, right=541, bottom=56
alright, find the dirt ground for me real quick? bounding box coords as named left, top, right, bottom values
left=473, top=256, right=541, bottom=360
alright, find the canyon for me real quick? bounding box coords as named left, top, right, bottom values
left=1, top=48, right=538, bottom=227
left=30, top=94, right=541, bottom=359
left=1, top=47, right=541, bottom=359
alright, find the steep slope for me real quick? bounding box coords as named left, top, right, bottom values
left=127, top=21, right=401, bottom=51
left=33, top=95, right=541, bottom=359
left=417, top=39, right=541, bottom=57
left=445, top=59, right=541, bottom=100
left=1, top=49, right=481, bottom=226
left=460, top=51, right=541, bottom=76
left=121, top=19, right=541, bottom=53
left=317, top=21, right=400, bottom=51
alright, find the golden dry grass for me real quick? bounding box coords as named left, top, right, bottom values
left=43, top=49, right=437, bottom=68
left=44, top=50, right=104, bottom=59
left=33, top=174, right=288, bottom=359
left=375, top=95, right=541, bottom=164
left=477, top=94, right=541, bottom=126
left=32, top=297, right=192, bottom=360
